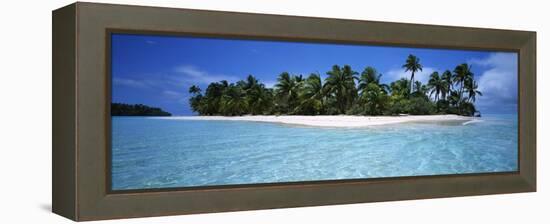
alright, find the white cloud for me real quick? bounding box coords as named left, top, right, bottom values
left=112, top=66, right=241, bottom=111
left=164, top=90, right=188, bottom=105
left=383, top=66, right=437, bottom=84
left=263, top=80, right=277, bottom=88
left=471, top=53, right=518, bottom=112
left=174, top=65, right=239, bottom=84
left=469, top=53, right=517, bottom=70
left=113, top=77, right=151, bottom=88
left=477, top=69, right=517, bottom=101
left=162, top=90, right=183, bottom=98
left=112, top=74, right=175, bottom=90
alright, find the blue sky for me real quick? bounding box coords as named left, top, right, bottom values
left=111, top=33, right=518, bottom=115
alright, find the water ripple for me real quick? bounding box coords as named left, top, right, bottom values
left=111, top=115, right=518, bottom=190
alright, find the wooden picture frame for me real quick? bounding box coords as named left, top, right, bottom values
left=52, top=2, right=536, bottom=221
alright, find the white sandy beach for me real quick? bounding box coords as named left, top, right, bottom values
left=158, top=115, right=473, bottom=128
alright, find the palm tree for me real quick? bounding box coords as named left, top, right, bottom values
left=188, top=85, right=203, bottom=113
left=187, top=62, right=484, bottom=117
left=358, top=66, right=390, bottom=94
left=402, top=54, right=423, bottom=96
left=448, top=90, right=461, bottom=108
left=464, top=78, right=482, bottom=103
left=324, top=65, right=358, bottom=114
left=238, top=75, right=273, bottom=114
left=441, top=70, right=453, bottom=100
left=427, top=72, right=444, bottom=102
left=296, top=73, right=325, bottom=114
left=412, top=80, right=428, bottom=98
left=358, top=67, right=379, bottom=88
left=202, top=81, right=229, bottom=115
left=247, top=85, right=272, bottom=115
left=188, top=85, right=201, bottom=95
left=274, top=72, right=302, bottom=113
left=294, top=74, right=305, bottom=83
left=237, top=74, right=259, bottom=90
left=220, top=84, right=248, bottom=116
left=219, top=80, right=229, bottom=88
left=361, top=83, right=389, bottom=115
left=390, top=78, right=410, bottom=98
left=452, top=63, right=473, bottom=100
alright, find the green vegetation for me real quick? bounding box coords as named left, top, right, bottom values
left=111, top=103, right=171, bottom=116
left=188, top=55, right=482, bottom=117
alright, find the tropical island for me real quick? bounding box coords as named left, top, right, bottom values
left=111, top=103, right=171, bottom=116
left=110, top=34, right=518, bottom=190
left=187, top=55, right=482, bottom=120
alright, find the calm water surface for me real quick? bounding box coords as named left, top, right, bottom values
left=111, top=115, right=517, bottom=190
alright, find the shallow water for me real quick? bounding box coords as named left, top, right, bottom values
left=111, top=114, right=518, bottom=190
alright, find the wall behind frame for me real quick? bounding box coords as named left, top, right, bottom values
left=0, top=0, right=546, bottom=224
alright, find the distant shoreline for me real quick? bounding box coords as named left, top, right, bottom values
left=155, top=115, right=473, bottom=128
left=111, top=103, right=171, bottom=116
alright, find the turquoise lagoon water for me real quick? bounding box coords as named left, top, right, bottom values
left=111, top=114, right=518, bottom=190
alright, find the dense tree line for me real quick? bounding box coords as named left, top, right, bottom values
left=188, top=55, right=482, bottom=117
left=111, top=103, right=171, bottom=116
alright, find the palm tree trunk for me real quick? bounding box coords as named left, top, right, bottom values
left=409, top=71, right=415, bottom=97
left=458, top=81, right=464, bottom=114
left=459, top=82, right=464, bottom=101
left=320, top=96, right=325, bottom=115
left=340, top=95, right=345, bottom=114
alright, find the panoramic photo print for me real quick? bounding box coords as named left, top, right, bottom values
left=110, top=33, right=518, bottom=190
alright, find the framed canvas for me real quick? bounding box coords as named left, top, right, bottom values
left=52, top=2, right=536, bottom=221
